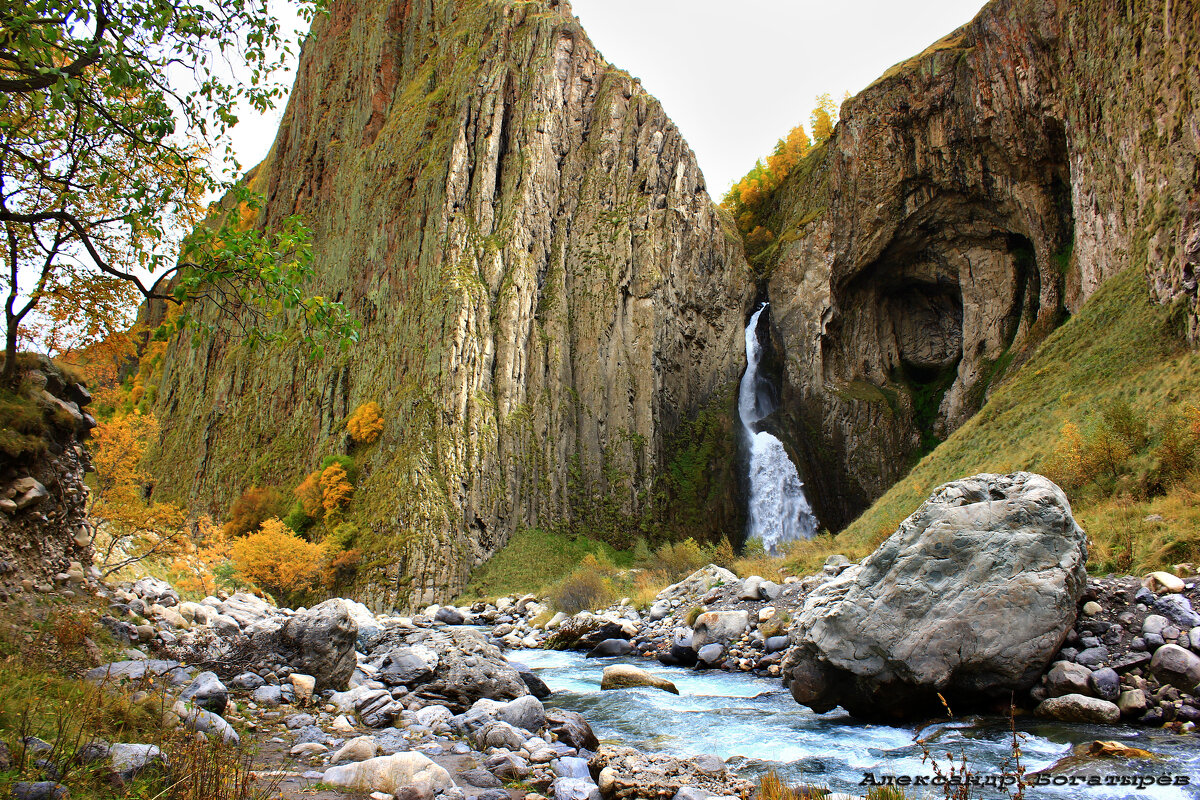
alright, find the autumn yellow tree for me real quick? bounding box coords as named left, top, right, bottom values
left=231, top=518, right=327, bottom=600
left=346, top=402, right=385, bottom=444
left=320, top=464, right=355, bottom=515
left=811, top=93, right=839, bottom=141
left=89, top=412, right=188, bottom=577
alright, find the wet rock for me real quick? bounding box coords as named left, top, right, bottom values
left=782, top=473, right=1087, bottom=721
left=460, top=768, right=503, bottom=788
left=696, top=644, right=725, bottom=665
left=435, top=607, right=465, bottom=625
left=600, top=664, right=678, bottom=695
left=511, top=661, right=552, bottom=699
left=546, top=709, right=599, bottom=751
left=586, top=639, right=633, bottom=659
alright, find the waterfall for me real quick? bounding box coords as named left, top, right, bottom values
left=739, top=304, right=818, bottom=554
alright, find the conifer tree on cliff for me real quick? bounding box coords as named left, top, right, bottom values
left=0, top=0, right=358, bottom=384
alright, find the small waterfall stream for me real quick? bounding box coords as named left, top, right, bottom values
left=739, top=304, right=818, bottom=553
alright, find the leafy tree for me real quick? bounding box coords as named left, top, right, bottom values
left=810, top=93, right=838, bottom=141
left=89, top=411, right=188, bottom=576
left=318, top=462, right=353, bottom=515
left=222, top=485, right=286, bottom=538
left=0, top=0, right=358, bottom=384
left=346, top=401, right=384, bottom=444
left=231, top=517, right=326, bottom=600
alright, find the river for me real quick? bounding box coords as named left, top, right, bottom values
left=512, top=649, right=1200, bottom=799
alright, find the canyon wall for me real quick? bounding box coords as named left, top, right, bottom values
left=148, top=0, right=753, bottom=609
left=759, top=0, right=1199, bottom=530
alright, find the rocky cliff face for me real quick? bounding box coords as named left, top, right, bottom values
left=0, top=357, right=96, bottom=586
left=148, top=0, right=753, bottom=608
left=759, top=0, right=1199, bottom=530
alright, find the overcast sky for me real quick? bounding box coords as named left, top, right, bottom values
left=228, top=0, right=988, bottom=198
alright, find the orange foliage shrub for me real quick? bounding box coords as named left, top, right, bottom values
left=346, top=401, right=385, bottom=444
left=231, top=518, right=327, bottom=599
left=223, top=486, right=285, bottom=537
left=294, top=472, right=324, bottom=517
left=319, top=464, right=354, bottom=514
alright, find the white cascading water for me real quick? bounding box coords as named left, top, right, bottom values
left=739, top=304, right=818, bottom=554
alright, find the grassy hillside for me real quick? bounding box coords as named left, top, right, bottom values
left=836, top=266, right=1199, bottom=573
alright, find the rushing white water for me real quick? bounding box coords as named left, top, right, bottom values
left=739, top=304, right=818, bottom=553
left=514, top=648, right=1200, bottom=800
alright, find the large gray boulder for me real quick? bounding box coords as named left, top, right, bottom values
left=782, top=472, right=1088, bottom=721
left=276, top=599, right=358, bottom=691
left=370, top=627, right=527, bottom=712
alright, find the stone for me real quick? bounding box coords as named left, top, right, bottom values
left=1045, top=662, right=1092, bottom=698
left=673, top=789, right=714, bottom=800
left=511, top=661, right=552, bottom=699
left=649, top=602, right=671, bottom=622
left=284, top=713, right=315, bottom=730
left=1117, top=689, right=1148, bottom=717
left=252, top=685, right=283, bottom=707
left=696, top=644, right=725, bottom=665
left=1149, top=644, right=1200, bottom=693
left=1152, top=594, right=1200, bottom=629
left=1035, top=694, right=1121, bottom=725
left=475, top=720, right=527, bottom=751
left=782, top=473, right=1088, bottom=720
left=179, top=672, right=228, bottom=714
left=600, top=664, right=678, bottom=694
left=1089, top=668, right=1120, bottom=702
left=552, top=757, right=591, bottom=780
left=460, top=767, right=503, bottom=788
left=1082, top=601, right=1102, bottom=616
left=275, top=599, right=358, bottom=691
left=172, top=701, right=239, bottom=746
left=331, top=736, right=380, bottom=764
left=109, top=744, right=163, bottom=779
left=693, top=754, right=726, bottom=776
left=1142, top=615, right=1170, bottom=636
left=11, top=783, right=67, bottom=800
left=12, top=479, right=49, bottom=511
left=551, top=778, right=601, bottom=800
left=691, top=611, right=749, bottom=649
left=545, top=709, right=599, bottom=751
left=764, top=636, right=790, bottom=654
left=1143, top=571, right=1185, bottom=594
left=290, top=743, right=329, bottom=758
left=498, top=695, right=546, bottom=733
left=413, top=705, right=453, bottom=728
left=322, top=753, right=452, bottom=800
left=586, top=639, right=634, bottom=659
left=739, top=576, right=764, bottom=601
left=291, top=673, right=316, bottom=705
left=435, top=606, right=465, bottom=625
left=1075, top=646, right=1109, bottom=667
left=486, top=754, right=531, bottom=780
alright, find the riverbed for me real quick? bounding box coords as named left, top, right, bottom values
left=513, top=649, right=1200, bottom=799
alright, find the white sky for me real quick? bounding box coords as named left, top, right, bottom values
left=227, top=0, right=989, bottom=198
